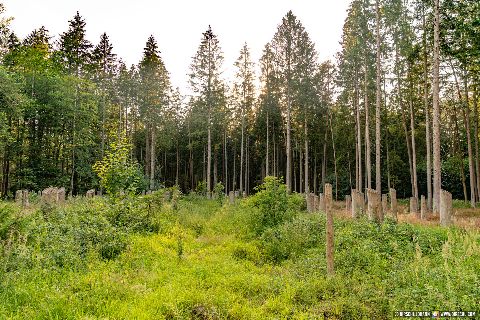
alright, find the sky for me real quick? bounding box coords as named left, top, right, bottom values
left=3, top=0, right=351, bottom=94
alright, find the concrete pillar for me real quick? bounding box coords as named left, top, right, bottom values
left=367, top=189, right=380, bottom=221
left=319, top=193, right=325, bottom=212
left=325, top=183, right=334, bottom=275
left=420, top=195, right=427, bottom=220
left=345, top=195, right=351, bottom=213
left=382, top=194, right=388, bottom=216
left=389, top=188, right=397, bottom=220
left=440, top=190, right=452, bottom=226
left=410, top=197, right=418, bottom=216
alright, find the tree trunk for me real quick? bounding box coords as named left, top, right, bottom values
left=409, top=94, right=418, bottom=200
left=432, top=0, right=441, bottom=213
left=474, top=84, right=480, bottom=202
left=329, top=112, right=338, bottom=200
left=304, top=117, right=309, bottom=193
left=375, top=0, right=381, bottom=193
left=207, top=123, right=211, bottom=194
left=240, top=109, right=244, bottom=195
left=423, top=6, right=433, bottom=210
left=266, top=111, right=269, bottom=177
left=150, top=128, right=155, bottom=190
left=355, top=71, right=362, bottom=192
left=364, top=60, right=371, bottom=190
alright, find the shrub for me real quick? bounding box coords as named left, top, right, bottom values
left=247, top=176, right=296, bottom=234
left=93, top=136, right=143, bottom=196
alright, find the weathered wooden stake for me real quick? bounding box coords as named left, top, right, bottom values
left=325, top=183, right=334, bottom=275
left=229, top=191, right=235, bottom=205
left=440, top=189, right=452, bottom=226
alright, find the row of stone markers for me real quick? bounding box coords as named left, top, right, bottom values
left=347, top=188, right=453, bottom=226
left=408, top=191, right=452, bottom=226
left=15, top=187, right=66, bottom=207
left=348, top=188, right=399, bottom=221
left=306, top=193, right=326, bottom=213
left=227, top=191, right=248, bottom=204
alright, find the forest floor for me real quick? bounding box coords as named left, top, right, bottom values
left=0, top=194, right=479, bottom=319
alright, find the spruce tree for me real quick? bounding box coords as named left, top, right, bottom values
left=189, top=25, right=224, bottom=195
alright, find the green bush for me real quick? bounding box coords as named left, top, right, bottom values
left=247, top=176, right=299, bottom=234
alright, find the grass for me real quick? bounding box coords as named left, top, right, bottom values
left=0, top=193, right=479, bottom=319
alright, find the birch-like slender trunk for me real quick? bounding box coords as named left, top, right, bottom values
left=375, top=0, right=381, bottom=193
left=432, top=0, right=441, bottom=213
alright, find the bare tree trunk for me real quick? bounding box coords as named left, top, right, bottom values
left=474, top=84, right=480, bottom=202
left=176, top=141, right=179, bottom=186
left=286, top=61, right=292, bottom=192
left=432, top=0, right=441, bottom=213
left=355, top=72, right=362, bottom=192
left=423, top=6, right=433, bottom=210
left=322, top=131, right=327, bottom=192
left=375, top=0, right=381, bottom=193
left=364, top=60, right=371, bottom=190
left=304, top=117, right=309, bottom=193
left=409, top=95, right=418, bottom=200
left=452, top=63, right=476, bottom=207
left=266, top=111, right=269, bottom=177
left=207, top=120, right=212, bottom=195
left=150, top=128, right=155, bottom=190
left=240, top=107, right=244, bottom=195
left=464, top=73, right=476, bottom=207
left=453, top=107, right=468, bottom=202
left=329, top=112, right=338, bottom=200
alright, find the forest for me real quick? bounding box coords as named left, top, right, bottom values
left=0, top=0, right=479, bottom=318
left=0, top=0, right=477, bottom=205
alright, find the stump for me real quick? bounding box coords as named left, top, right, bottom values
left=420, top=195, right=427, bottom=220
left=410, top=197, right=418, bottom=216
left=325, top=183, right=334, bottom=275
left=345, top=195, right=351, bottom=213
left=229, top=191, right=235, bottom=205
left=86, top=189, right=95, bottom=198
left=389, top=188, right=397, bottom=220
left=440, top=190, right=452, bottom=226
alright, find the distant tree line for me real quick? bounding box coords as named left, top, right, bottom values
left=0, top=1, right=479, bottom=207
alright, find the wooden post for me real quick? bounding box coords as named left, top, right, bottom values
left=345, top=195, right=351, bottom=213
left=314, top=195, right=319, bottom=212
left=306, top=193, right=313, bottom=213
left=420, top=195, right=427, bottom=220
left=440, top=189, right=452, bottom=226
left=410, top=197, right=418, bottom=216
left=86, top=189, right=95, bottom=198
left=389, top=188, right=397, bottom=220
left=325, top=183, right=334, bottom=275
left=229, top=191, right=235, bottom=205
